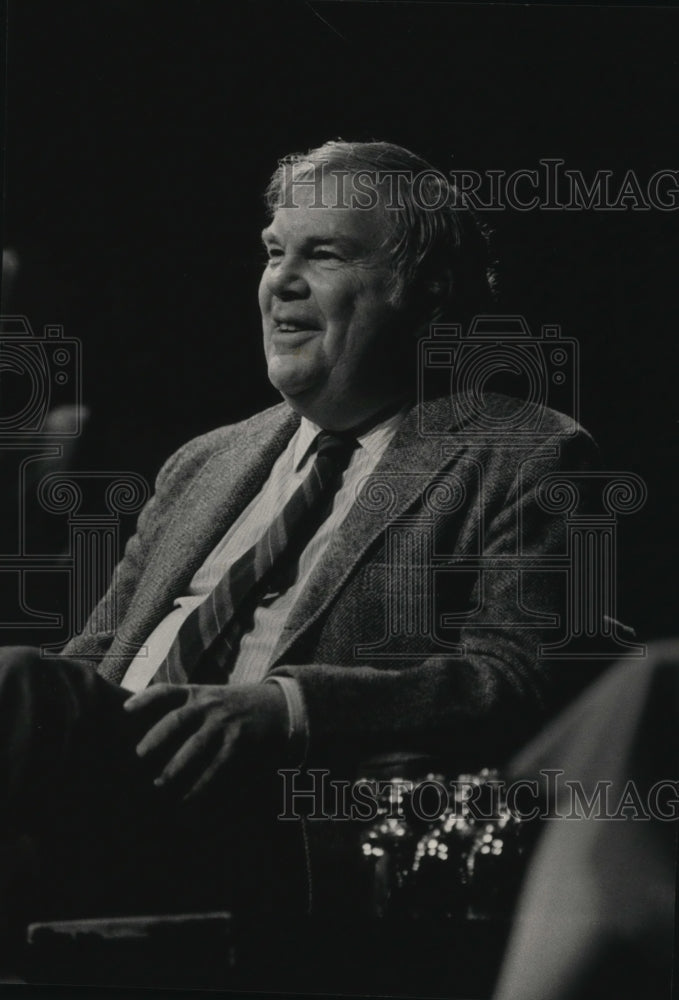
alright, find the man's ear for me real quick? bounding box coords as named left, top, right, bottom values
left=427, top=262, right=456, bottom=302
left=419, top=270, right=456, bottom=328
left=406, top=301, right=445, bottom=343
left=394, top=265, right=456, bottom=340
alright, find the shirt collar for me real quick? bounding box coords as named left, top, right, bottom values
left=293, top=406, right=409, bottom=471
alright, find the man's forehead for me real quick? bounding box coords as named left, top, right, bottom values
left=263, top=193, right=390, bottom=246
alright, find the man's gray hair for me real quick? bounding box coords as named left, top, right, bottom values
left=264, top=139, right=497, bottom=325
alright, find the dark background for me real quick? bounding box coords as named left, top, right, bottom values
left=1, top=0, right=677, bottom=641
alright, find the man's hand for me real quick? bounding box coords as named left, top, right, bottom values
left=123, top=683, right=288, bottom=802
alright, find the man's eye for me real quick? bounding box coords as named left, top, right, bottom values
left=263, top=247, right=283, bottom=262
left=312, top=249, right=341, bottom=261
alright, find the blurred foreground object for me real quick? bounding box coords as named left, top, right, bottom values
left=493, top=642, right=678, bottom=1000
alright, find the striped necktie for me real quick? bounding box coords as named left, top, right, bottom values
left=149, top=430, right=357, bottom=685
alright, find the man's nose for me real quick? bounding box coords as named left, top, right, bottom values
left=265, top=255, right=308, bottom=299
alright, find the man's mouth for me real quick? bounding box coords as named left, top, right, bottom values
left=272, top=317, right=320, bottom=333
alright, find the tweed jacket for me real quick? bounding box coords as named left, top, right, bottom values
left=63, top=392, right=598, bottom=771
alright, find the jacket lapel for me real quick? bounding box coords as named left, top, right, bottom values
left=269, top=396, right=466, bottom=667
left=106, top=404, right=300, bottom=667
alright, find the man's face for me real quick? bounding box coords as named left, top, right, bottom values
left=258, top=171, right=409, bottom=430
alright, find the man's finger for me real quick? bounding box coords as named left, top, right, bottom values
left=155, top=726, right=226, bottom=792
left=135, top=704, right=197, bottom=761
left=123, top=684, right=187, bottom=715
left=182, top=739, right=236, bottom=802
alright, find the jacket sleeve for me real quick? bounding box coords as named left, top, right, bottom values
left=267, top=429, right=608, bottom=771
left=60, top=442, right=191, bottom=666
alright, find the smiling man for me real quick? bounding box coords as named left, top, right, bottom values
left=259, top=169, right=410, bottom=430
left=0, top=140, right=599, bottom=926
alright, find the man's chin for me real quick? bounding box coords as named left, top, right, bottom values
left=268, top=375, right=332, bottom=423
left=267, top=363, right=321, bottom=401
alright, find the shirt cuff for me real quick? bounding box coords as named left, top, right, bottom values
left=265, top=676, right=309, bottom=767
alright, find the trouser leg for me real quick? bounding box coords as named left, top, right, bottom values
left=0, top=646, right=306, bottom=928
left=0, top=647, right=235, bottom=923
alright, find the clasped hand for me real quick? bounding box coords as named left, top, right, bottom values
left=123, top=682, right=288, bottom=802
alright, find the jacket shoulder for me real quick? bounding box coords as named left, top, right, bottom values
left=419, top=391, right=593, bottom=442
left=481, top=392, right=589, bottom=439
left=154, top=401, right=295, bottom=491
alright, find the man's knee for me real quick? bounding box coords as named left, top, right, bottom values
left=0, top=645, right=45, bottom=674
left=0, top=647, right=55, bottom=711
left=0, top=646, right=127, bottom=747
